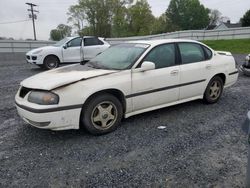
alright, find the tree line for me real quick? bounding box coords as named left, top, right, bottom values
left=50, top=0, right=250, bottom=40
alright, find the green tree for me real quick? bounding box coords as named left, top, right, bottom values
left=50, top=30, right=62, bottom=41
left=241, top=9, right=250, bottom=27
left=50, top=24, right=72, bottom=41
left=68, top=0, right=132, bottom=37
left=112, top=5, right=130, bottom=37
left=78, top=26, right=94, bottom=36
left=166, top=0, right=210, bottom=30
left=127, top=0, right=155, bottom=36
left=151, top=14, right=179, bottom=34
left=67, top=5, right=85, bottom=31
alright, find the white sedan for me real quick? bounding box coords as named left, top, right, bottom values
left=16, top=39, right=238, bottom=135
left=26, top=36, right=110, bottom=69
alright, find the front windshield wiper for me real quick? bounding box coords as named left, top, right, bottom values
left=85, top=61, right=100, bottom=69
left=86, top=61, right=113, bottom=70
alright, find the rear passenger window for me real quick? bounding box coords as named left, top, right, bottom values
left=143, top=44, right=176, bottom=69
left=84, top=38, right=104, bottom=46
left=178, top=43, right=205, bottom=64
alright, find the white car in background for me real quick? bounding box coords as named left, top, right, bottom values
left=26, top=36, right=110, bottom=69
left=16, top=39, right=238, bottom=135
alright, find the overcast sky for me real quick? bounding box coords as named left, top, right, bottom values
left=0, top=0, right=249, bottom=40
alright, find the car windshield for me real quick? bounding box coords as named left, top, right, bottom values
left=53, top=37, right=70, bottom=47
left=86, top=43, right=149, bottom=70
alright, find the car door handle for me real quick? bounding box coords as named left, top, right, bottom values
left=170, top=70, right=179, bottom=76
left=206, top=64, right=212, bottom=69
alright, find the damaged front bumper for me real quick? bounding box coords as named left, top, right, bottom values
left=15, top=100, right=82, bottom=131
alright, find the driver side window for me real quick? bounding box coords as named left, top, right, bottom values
left=67, top=38, right=82, bottom=48
left=143, top=44, right=176, bottom=69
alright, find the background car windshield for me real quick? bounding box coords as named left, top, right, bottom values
left=89, top=43, right=149, bottom=70
left=53, top=38, right=70, bottom=47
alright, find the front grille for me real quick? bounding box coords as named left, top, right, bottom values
left=19, top=87, right=32, bottom=98
left=32, top=56, right=37, bottom=60
left=26, top=55, right=30, bottom=60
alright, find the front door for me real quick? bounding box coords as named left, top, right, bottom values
left=62, top=37, right=82, bottom=63
left=131, top=43, right=180, bottom=111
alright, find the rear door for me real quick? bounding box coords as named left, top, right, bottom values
left=131, top=43, right=180, bottom=111
left=62, top=37, right=82, bottom=63
left=177, top=42, right=213, bottom=100
left=83, top=37, right=107, bottom=60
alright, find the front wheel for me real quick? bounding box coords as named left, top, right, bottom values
left=203, top=76, right=224, bottom=104
left=43, top=55, right=59, bottom=70
left=80, top=93, right=123, bottom=135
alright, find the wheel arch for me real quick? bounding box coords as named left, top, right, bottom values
left=212, top=73, right=226, bottom=85
left=79, top=89, right=127, bottom=129
left=43, top=54, right=61, bottom=64
left=82, top=89, right=127, bottom=115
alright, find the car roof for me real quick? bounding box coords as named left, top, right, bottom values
left=68, top=36, right=101, bottom=39
left=127, top=39, right=203, bottom=46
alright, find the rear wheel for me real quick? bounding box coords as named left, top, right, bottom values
left=43, top=55, right=59, bottom=70
left=80, top=93, right=123, bottom=135
left=203, top=76, right=224, bottom=104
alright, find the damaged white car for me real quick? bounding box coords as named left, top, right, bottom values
left=15, top=39, right=238, bottom=135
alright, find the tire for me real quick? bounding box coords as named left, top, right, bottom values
left=80, top=93, right=123, bottom=135
left=43, top=55, right=59, bottom=70
left=203, top=76, right=224, bottom=104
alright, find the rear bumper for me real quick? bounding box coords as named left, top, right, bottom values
left=225, top=70, right=239, bottom=88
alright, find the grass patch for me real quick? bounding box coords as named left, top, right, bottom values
left=202, top=39, right=250, bottom=54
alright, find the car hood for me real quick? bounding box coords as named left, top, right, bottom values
left=21, top=64, right=118, bottom=90
left=27, top=46, right=58, bottom=54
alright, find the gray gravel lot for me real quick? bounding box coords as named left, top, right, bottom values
left=0, top=53, right=250, bottom=187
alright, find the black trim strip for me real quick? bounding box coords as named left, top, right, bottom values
left=15, top=102, right=82, bottom=113
left=126, top=79, right=206, bottom=98
left=229, top=71, right=239, bottom=76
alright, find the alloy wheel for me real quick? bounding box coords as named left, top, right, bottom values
left=209, top=80, right=221, bottom=100
left=91, top=101, right=118, bottom=130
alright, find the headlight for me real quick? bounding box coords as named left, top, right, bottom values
left=33, top=49, right=43, bottom=54
left=28, top=91, right=59, bottom=105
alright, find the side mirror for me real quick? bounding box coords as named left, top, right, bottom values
left=63, top=45, right=67, bottom=49
left=134, top=61, right=155, bottom=72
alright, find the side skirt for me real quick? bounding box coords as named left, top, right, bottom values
left=124, top=95, right=203, bottom=118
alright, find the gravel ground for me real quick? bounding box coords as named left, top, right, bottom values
left=0, top=53, right=250, bottom=187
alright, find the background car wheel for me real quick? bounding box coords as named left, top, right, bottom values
left=43, top=55, right=59, bottom=70
left=203, top=76, right=224, bottom=104
left=81, top=93, right=123, bottom=135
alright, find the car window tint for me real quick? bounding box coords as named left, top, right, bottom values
left=203, top=46, right=213, bottom=59
left=143, top=44, right=176, bottom=69
left=179, top=43, right=205, bottom=64
left=67, top=38, right=82, bottom=47
left=84, top=38, right=103, bottom=46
